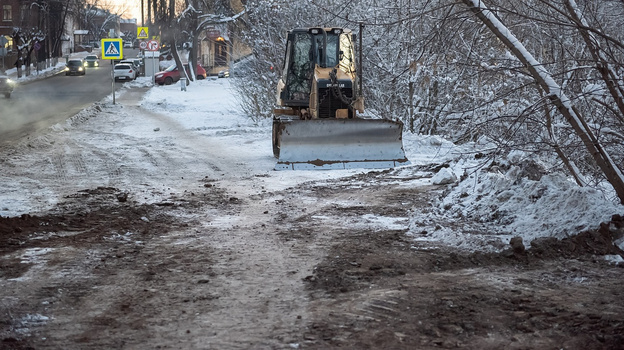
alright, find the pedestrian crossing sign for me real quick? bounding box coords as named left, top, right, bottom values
left=137, top=27, right=149, bottom=39
left=101, top=38, right=123, bottom=59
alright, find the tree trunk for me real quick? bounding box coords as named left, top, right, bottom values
left=461, top=0, right=624, bottom=204
left=563, top=0, right=624, bottom=122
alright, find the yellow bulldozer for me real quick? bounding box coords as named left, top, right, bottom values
left=272, top=27, right=409, bottom=170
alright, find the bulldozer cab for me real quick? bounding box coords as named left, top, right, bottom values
left=280, top=28, right=355, bottom=106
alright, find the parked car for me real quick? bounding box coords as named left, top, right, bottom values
left=124, top=41, right=132, bottom=48
left=131, top=57, right=144, bottom=67
left=0, top=75, right=15, bottom=98
left=154, top=63, right=207, bottom=85
left=120, top=58, right=143, bottom=74
left=113, top=63, right=137, bottom=81
left=119, top=59, right=139, bottom=75
left=84, top=55, right=99, bottom=67
left=65, top=59, right=86, bottom=75
left=218, top=70, right=229, bottom=78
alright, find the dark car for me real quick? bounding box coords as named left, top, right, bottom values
left=0, top=75, right=15, bottom=98
left=84, top=55, right=99, bottom=67
left=65, top=59, right=86, bottom=75
left=154, top=63, right=207, bottom=85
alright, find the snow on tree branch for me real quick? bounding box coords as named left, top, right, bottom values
left=462, top=0, right=624, bottom=204
left=198, top=9, right=246, bottom=30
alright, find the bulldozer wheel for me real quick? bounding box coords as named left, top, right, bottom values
left=272, top=119, right=281, bottom=158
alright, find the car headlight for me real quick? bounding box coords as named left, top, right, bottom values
left=95, top=62, right=99, bottom=66
left=79, top=67, right=83, bottom=71
left=155, top=74, right=163, bottom=78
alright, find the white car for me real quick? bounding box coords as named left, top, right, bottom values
left=113, top=63, right=137, bottom=81
left=120, top=59, right=142, bottom=75
left=124, top=41, right=132, bottom=48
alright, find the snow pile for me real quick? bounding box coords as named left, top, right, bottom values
left=401, top=134, right=462, bottom=166
left=432, top=168, right=457, bottom=185
left=435, top=151, right=623, bottom=248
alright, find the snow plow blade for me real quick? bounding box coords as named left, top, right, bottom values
left=273, top=117, right=409, bottom=170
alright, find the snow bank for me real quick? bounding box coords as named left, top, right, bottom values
left=432, top=151, right=623, bottom=249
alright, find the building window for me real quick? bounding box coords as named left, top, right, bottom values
left=2, top=5, right=12, bottom=21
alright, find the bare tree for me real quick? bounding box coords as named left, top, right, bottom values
left=77, top=0, right=132, bottom=42
left=10, top=0, right=49, bottom=77
left=458, top=0, right=624, bottom=203
left=149, top=0, right=244, bottom=85
left=48, top=0, right=80, bottom=57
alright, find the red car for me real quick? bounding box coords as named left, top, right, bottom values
left=154, top=63, right=207, bottom=85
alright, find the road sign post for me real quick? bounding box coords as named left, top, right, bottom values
left=145, top=40, right=160, bottom=85
left=101, top=39, right=123, bottom=104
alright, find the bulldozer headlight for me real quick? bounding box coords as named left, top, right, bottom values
left=331, top=28, right=343, bottom=34
left=309, top=28, right=321, bottom=34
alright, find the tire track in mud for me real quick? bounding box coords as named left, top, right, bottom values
left=164, top=188, right=322, bottom=349
left=52, top=152, right=90, bottom=181
left=89, top=149, right=123, bottom=178
left=213, top=171, right=426, bottom=348
left=50, top=153, right=69, bottom=181
left=118, top=104, right=236, bottom=182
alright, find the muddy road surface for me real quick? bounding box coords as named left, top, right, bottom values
left=1, top=171, right=623, bottom=350
left=1, top=88, right=623, bottom=349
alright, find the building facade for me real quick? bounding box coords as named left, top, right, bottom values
left=198, top=0, right=251, bottom=75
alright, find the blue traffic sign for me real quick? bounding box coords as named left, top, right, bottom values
left=101, top=39, right=123, bottom=59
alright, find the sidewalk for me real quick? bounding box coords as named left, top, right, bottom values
left=2, top=51, right=91, bottom=82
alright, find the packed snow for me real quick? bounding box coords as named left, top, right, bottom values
left=1, top=69, right=622, bottom=253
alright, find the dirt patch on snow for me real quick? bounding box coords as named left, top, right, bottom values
left=1, top=170, right=624, bottom=349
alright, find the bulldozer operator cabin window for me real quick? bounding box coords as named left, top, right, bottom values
left=2, top=5, right=11, bottom=21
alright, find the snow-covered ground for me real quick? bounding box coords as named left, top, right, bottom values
left=1, top=75, right=622, bottom=252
